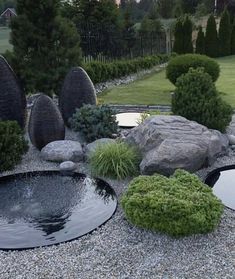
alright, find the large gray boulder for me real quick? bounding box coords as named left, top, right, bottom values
left=41, top=140, right=83, bottom=162
left=125, top=115, right=229, bottom=176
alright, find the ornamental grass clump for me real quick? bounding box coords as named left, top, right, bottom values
left=121, top=169, right=223, bottom=237
left=0, top=121, right=28, bottom=172
left=89, top=141, right=141, bottom=180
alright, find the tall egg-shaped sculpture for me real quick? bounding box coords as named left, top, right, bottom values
left=28, top=94, right=65, bottom=150
left=59, top=67, right=97, bottom=126
left=0, top=55, right=26, bottom=128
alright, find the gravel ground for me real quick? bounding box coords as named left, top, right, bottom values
left=0, top=130, right=234, bottom=279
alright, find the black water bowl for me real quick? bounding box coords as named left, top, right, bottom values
left=0, top=171, right=117, bottom=250
left=205, top=165, right=235, bottom=210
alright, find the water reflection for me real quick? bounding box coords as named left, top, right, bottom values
left=0, top=171, right=117, bottom=250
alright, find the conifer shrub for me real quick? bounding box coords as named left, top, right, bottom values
left=218, top=8, right=231, bottom=57
left=0, top=121, right=28, bottom=172
left=89, top=141, right=141, bottom=180
left=195, top=26, right=205, bottom=54
left=172, top=68, right=232, bottom=132
left=121, top=169, right=224, bottom=237
left=231, top=24, right=235, bottom=55
left=166, top=54, right=220, bottom=85
left=69, top=105, right=118, bottom=143
left=205, top=14, right=219, bottom=57
left=182, top=15, right=193, bottom=53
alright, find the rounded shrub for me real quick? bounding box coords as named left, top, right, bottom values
left=89, top=141, right=141, bottom=180
left=172, top=68, right=232, bottom=132
left=0, top=121, right=28, bottom=172
left=166, top=54, right=220, bottom=85
left=69, top=104, right=118, bottom=143
left=121, top=169, right=223, bottom=237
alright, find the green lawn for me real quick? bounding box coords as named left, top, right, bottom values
left=0, top=27, right=12, bottom=53
left=99, top=55, right=235, bottom=107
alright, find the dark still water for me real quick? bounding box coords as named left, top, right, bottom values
left=205, top=166, right=235, bottom=210
left=0, top=171, right=117, bottom=250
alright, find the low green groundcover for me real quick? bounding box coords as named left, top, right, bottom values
left=121, top=169, right=223, bottom=237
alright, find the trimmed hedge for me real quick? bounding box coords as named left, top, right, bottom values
left=84, top=54, right=169, bottom=84
left=121, top=169, right=223, bottom=237
left=166, top=54, right=220, bottom=85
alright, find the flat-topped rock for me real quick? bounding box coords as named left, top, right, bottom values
left=125, top=115, right=229, bottom=176
left=41, top=140, right=83, bottom=162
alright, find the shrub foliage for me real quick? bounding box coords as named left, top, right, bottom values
left=69, top=105, right=118, bottom=143
left=121, top=169, right=224, bottom=237
left=89, top=141, right=141, bottom=180
left=172, top=68, right=232, bottom=132
left=166, top=54, right=220, bottom=85
left=0, top=121, right=28, bottom=172
left=205, top=14, right=218, bottom=57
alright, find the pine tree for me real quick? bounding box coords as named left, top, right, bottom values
left=205, top=14, right=219, bottom=58
left=173, top=17, right=184, bottom=54
left=10, top=0, right=81, bottom=96
left=218, top=8, right=231, bottom=56
left=231, top=23, right=235, bottom=54
left=196, top=26, right=205, bottom=54
left=183, top=15, right=193, bottom=53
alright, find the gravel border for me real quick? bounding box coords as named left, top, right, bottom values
left=0, top=131, right=234, bottom=279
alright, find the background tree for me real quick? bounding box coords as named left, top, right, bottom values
left=218, top=8, right=231, bottom=56
left=196, top=26, right=205, bottom=54
left=173, top=17, right=184, bottom=53
left=157, top=0, right=175, bottom=19
left=231, top=22, right=235, bottom=54
left=205, top=14, right=219, bottom=57
left=180, top=0, right=199, bottom=14
left=9, top=0, right=81, bottom=95
left=183, top=15, right=193, bottom=53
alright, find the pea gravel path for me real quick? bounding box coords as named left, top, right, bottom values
left=0, top=131, right=234, bottom=279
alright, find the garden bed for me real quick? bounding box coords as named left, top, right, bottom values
left=0, top=129, right=234, bottom=279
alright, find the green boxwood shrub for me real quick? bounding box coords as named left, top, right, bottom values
left=0, top=121, right=28, bottom=172
left=172, top=68, right=232, bottom=132
left=121, top=169, right=223, bottom=237
left=69, top=104, right=118, bottom=143
left=166, top=54, right=220, bottom=85
left=84, top=54, right=169, bottom=84
left=89, top=141, right=141, bottom=180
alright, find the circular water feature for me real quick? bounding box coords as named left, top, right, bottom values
left=205, top=165, right=235, bottom=210
left=0, top=171, right=117, bottom=250
left=116, top=112, right=150, bottom=128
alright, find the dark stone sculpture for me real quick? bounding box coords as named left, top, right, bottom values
left=59, top=67, right=97, bottom=126
left=0, top=55, right=26, bottom=128
left=28, top=94, right=65, bottom=150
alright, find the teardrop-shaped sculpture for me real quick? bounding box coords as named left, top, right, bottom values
left=29, top=94, right=65, bottom=150
left=59, top=67, right=97, bottom=126
left=0, top=55, right=26, bottom=128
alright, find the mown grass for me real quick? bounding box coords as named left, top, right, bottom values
left=99, top=55, right=235, bottom=107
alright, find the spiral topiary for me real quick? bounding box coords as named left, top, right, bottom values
left=59, top=67, right=97, bottom=126
left=121, top=169, right=224, bottom=237
left=28, top=94, right=65, bottom=150
left=0, top=55, right=26, bottom=128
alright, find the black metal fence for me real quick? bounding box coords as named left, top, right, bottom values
left=79, top=26, right=167, bottom=63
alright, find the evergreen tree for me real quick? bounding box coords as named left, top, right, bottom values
left=205, top=14, right=219, bottom=57
left=10, top=0, right=81, bottom=95
left=196, top=26, right=205, bottom=54
left=183, top=15, right=193, bottom=53
left=218, top=8, right=231, bottom=56
left=173, top=17, right=184, bottom=54
left=157, top=0, right=175, bottom=19
left=231, top=22, right=235, bottom=54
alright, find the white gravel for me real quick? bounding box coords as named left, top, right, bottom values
left=0, top=130, right=234, bottom=279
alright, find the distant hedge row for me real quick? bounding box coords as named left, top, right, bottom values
left=83, top=54, right=169, bottom=84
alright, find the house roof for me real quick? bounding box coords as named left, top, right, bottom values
left=0, top=8, right=17, bottom=17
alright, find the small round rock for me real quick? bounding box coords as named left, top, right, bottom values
left=59, top=161, right=76, bottom=172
